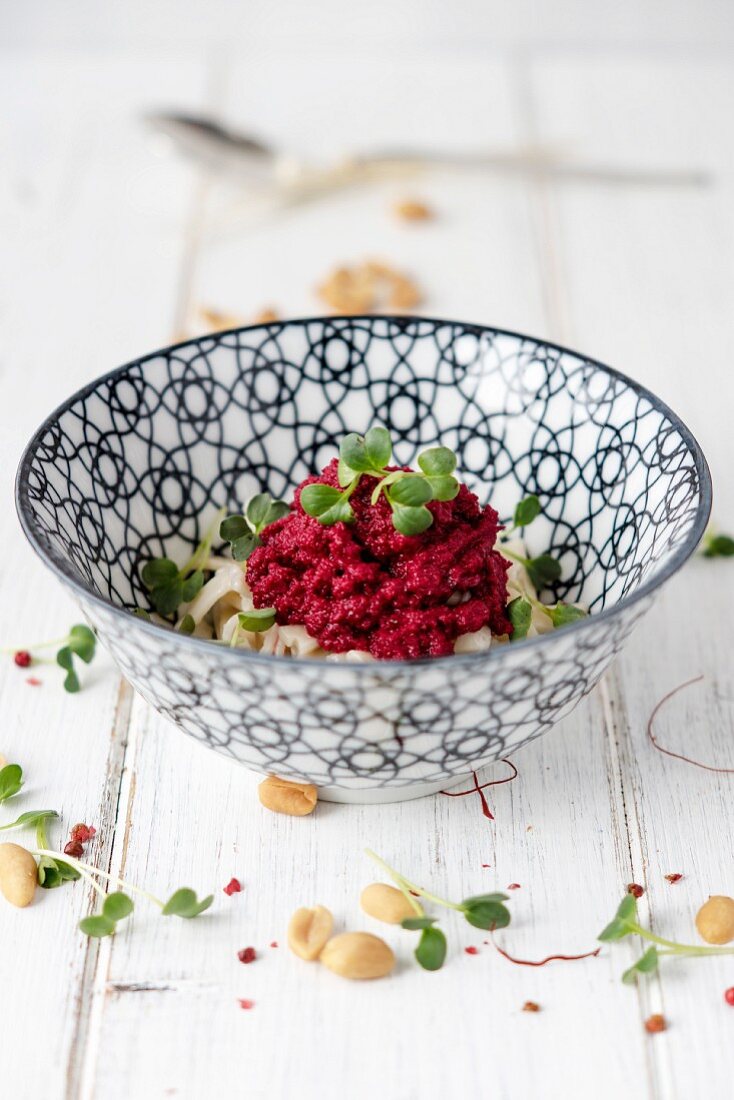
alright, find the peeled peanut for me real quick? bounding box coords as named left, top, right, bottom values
left=288, top=905, right=334, bottom=960
left=258, top=775, right=318, bottom=817
left=0, top=843, right=37, bottom=907
left=695, top=895, right=734, bottom=944
left=320, top=932, right=395, bottom=980
left=360, top=882, right=416, bottom=924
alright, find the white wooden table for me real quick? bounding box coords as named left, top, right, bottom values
left=1, top=16, right=733, bottom=1099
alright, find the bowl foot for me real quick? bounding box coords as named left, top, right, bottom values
left=317, top=774, right=472, bottom=805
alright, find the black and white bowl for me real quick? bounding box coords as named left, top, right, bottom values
left=16, top=316, right=711, bottom=802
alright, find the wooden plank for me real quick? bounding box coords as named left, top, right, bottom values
left=0, top=51, right=206, bottom=1100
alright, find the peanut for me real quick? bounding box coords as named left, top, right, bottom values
left=394, top=199, right=434, bottom=222
left=360, top=882, right=415, bottom=924
left=0, top=843, right=37, bottom=907
left=695, top=895, right=734, bottom=944
left=258, top=775, right=318, bottom=817
left=288, top=905, right=334, bottom=960
left=320, top=932, right=395, bottom=980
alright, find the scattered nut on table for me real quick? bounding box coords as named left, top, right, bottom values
left=360, top=882, right=416, bottom=924
left=319, top=932, right=395, bottom=980
left=317, top=260, right=422, bottom=314
left=258, top=775, right=318, bottom=816
left=0, top=843, right=38, bottom=908
left=393, top=198, right=434, bottom=222
left=288, top=905, right=334, bottom=960
left=695, top=895, right=734, bottom=944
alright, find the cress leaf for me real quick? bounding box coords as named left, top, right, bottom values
left=547, top=603, right=587, bottom=628
left=401, top=916, right=437, bottom=930
left=703, top=533, right=734, bottom=557
left=220, top=515, right=250, bottom=542
left=337, top=458, right=359, bottom=489
left=181, top=571, right=204, bottom=604
left=141, top=558, right=179, bottom=588
left=79, top=915, right=117, bottom=938
left=513, top=495, right=541, bottom=528
left=507, top=596, right=532, bottom=641
left=0, top=764, right=23, bottom=803
left=134, top=608, right=151, bottom=620
left=238, top=609, right=277, bottom=633
left=103, top=891, right=134, bottom=922
left=317, top=499, right=355, bottom=526
left=597, top=918, right=631, bottom=942
left=300, top=483, right=344, bottom=517
left=340, top=434, right=371, bottom=473
left=621, top=946, right=659, bottom=985
left=162, top=888, right=214, bottom=919
left=231, top=533, right=260, bottom=561
left=526, top=554, right=562, bottom=590
left=463, top=900, right=511, bottom=931
left=425, top=475, right=460, bottom=502
left=68, top=625, right=96, bottom=663
left=264, top=500, right=290, bottom=525
left=391, top=504, right=433, bottom=537
left=387, top=475, right=434, bottom=508
left=417, top=446, right=456, bottom=477
left=150, top=579, right=184, bottom=617
left=246, top=493, right=273, bottom=532
left=363, top=426, right=392, bottom=470
left=56, top=860, right=82, bottom=881
left=37, top=858, right=62, bottom=889
left=0, top=809, right=58, bottom=831
left=414, top=926, right=447, bottom=971
left=461, top=893, right=510, bottom=905
left=616, top=894, right=638, bottom=922
left=178, top=614, right=196, bottom=635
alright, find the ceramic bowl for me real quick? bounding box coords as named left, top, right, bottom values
left=16, top=316, right=710, bottom=802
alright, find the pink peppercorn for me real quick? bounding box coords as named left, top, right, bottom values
left=14, top=651, right=32, bottom=668
left=725, top=988, right=734, bottom=1006
left=238, top=999, right=254, bottom=1010
left=64, top=840, right=84, bottom=858
left=465, top=946, right=479, bottom=955
left=238, top=947, right=257, bottom=964
left=223, top=878, right=242, bottom=896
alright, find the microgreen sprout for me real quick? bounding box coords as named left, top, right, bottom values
left=300, top=427, right=460, bottom=537
left=506, top=594, right=586, bottom=641
left=365, top=849, right=511, bottom=971
left=220, top=493, right=290, bottom=561
left=0, top=764, right=23, bottom=803
left=701, top=528, right=734, bottom=558
left=141, top=507, right=226, bottom=617
left=598, top=895, right=734, bottom=983
left=512, top=494, right=541, bottom=529
left=237, top=609, right=277, bottom=633
left=2, top=625, right=97, bottom=692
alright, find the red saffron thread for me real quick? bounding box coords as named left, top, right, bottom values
left=648, top=675, right=734, bottom=773
left=493, top=938, right=601, bottom=967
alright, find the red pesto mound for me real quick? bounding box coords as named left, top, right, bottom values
left=246, top=459, right=512, bottom=659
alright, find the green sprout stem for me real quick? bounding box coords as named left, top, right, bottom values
left=629, top=923, right=734, bottom=957
left=32, top=849, right=164, bottom=909
left=181, top=507, right=227, bottom=577
left=365, top=848, right=464, bottom=913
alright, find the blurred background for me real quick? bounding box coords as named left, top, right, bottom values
left=2, top=0, right=734, bottom=513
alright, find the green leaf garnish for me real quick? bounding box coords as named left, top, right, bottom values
left=0, top=764, right=23, bottom=803
left=462, top=898, right=511, bottom=931
left=414, top=926, right=447, bottom=971
left=391, top=505, right=433, bottom=536
left=103, top=891, right=134, bottom=922
left=387, top=475, right=434, bottom=508
left=56, top=647, right=80, bottom=693
left=181, top=571, right=204, bottom=603
left=622, top=946, right=659, bottom=985
left=238, top=609, right=277, bottom=633
left=525, top=554, right=562, bottom=590
left=68, top=625, right=96, bottom=663
left=417, top=447, right=456, bottom=477
left=401, top=916, right=437, bottom=930
left=0, top=809, right=58, bottom=832
left=178, top=614, right=196, bottom=635
left=162, top=887, right=214, bottom=918
left=598, top=894, right=638, bottom=941
left=38, top=856, right=81, bottom=888
left=513, top=495, right=541, bottom=528
left=702, top=531, right=734, bottom=558
left=507, top=596, right=532, bottom=641
left=300, top=483, right=346, bottom=517
left=79, top=915, right=117, bottom=938
left=547, top=603, right=586, bottom=628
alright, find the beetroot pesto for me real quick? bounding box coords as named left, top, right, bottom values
left=139, top=428, right=586, bottom=659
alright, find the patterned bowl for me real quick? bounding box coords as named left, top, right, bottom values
left=16, top=316, right=710, bottom=803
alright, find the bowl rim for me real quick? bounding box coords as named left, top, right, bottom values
left=15, top=313, right=713, bottom=671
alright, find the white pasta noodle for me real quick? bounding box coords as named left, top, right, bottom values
left=169, top=540, right=578, bottom=657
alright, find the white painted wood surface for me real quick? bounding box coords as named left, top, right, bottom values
left=1, top=23, right=733, bottom=1100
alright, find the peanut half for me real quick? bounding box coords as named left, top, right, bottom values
left=320, top=932, right=395, bottom=980
left=360, top=882, right=416, bottom=925
left=0, top=843, right=37, bottom=907
left=695, top=895, right=734, bottom=944
left=288, top=905, right=334, bottom=960
left=258, top=776, right=318, bottom=817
